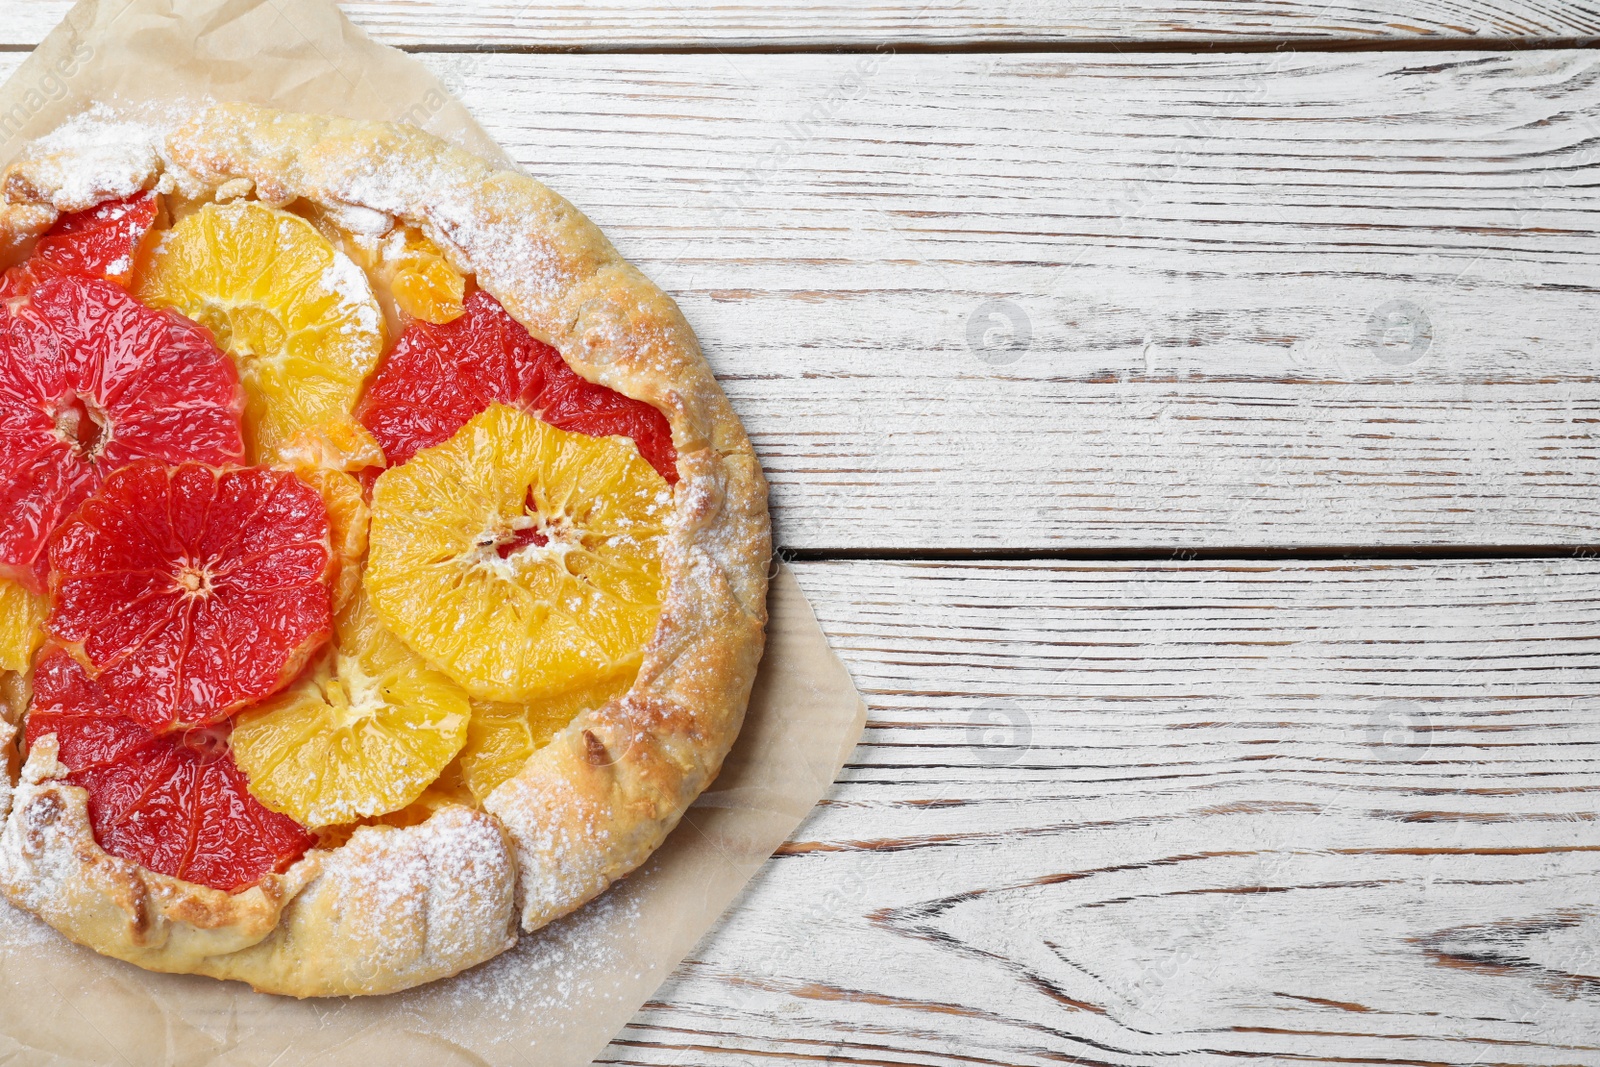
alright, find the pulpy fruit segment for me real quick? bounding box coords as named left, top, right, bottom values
left=277, top=417, right=386, bottom=475
left=1, top=192, right=160, bottom=299
left=230, top=590, right=470, bottom=828
left=33, top=192, right=160, bottom=287
left=365, top=404, right=669, bottom=703
left=26, top=650, right=316, bottom=893
left=134, top=201, right=385, bottom=462
left=0, top=578, right=45, bottom=673
left=460, top=666, right=636, bottom=802
left=292, top=466, right=368, bottom=614
left=0, top=274, right=246, bottom=591
left=386, top=230, right=466, bottom=325
left=48, top=461, right=333, bottom=733
left=305, top=218, right=464, bottom=333
left=356, top=289, right=677, bottom=481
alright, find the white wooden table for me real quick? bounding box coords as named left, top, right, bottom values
left=12, top=2, right=1600, bottom=1063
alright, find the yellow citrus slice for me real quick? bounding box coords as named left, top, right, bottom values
left=230, top=589, right=470, bottom=828
left=460, top=665, right=637, bottom=802
left=308, top=214, right=464, bottom=329
left=388, top=230, right=466, bottom=324
left=134, top=201, right=385, bottom=461
left=278, top=416, right=387, bottom=474
left=0, top=579, right=45, bottom=673
left=292, top=466, right=369, bottom=614
left=312, top=760, right=475, bottom=849
left=366, top=403, right=670, bottom=703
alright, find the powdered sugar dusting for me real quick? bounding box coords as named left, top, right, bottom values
left=0, top=738, right=82, bottom=919
left=488, top=772, right=619, bottom=926
left=319, top=248, right=382, bottom=338
left=0, top=105, right=765, bottom=1028
left=19, top=108, right=164, bottom=210
left=307, top=805, right=516, bottom=991
left=388, top=880, right=651, bottom=1060
left=0, top=890, right=58, bottom=949
left=0, top=719, right=13, bottom=823
left=317, top=151, right=573, bottom=336
left=320, top=200, right=392, bottom=236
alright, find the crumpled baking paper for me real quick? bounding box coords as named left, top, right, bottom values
left=0, top=2, right=866, bottom=1063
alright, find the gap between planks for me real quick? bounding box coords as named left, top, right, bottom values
left=7, top=0, right=1600, bottom=51
left=6, top=50, right=1600, bottom=553
left=5, top=33, right=1593, bottom=55
left=593, top=555, right=1600, bottom=1067
left=4, top=37, right=1599, bottom=54
left=8, top=0, right=1600, bottom=51
left=383, top=37, right=1600, bottom=55
left=786, top=545, right=1600, bottom=563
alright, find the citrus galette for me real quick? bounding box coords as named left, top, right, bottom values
left=0, top=106, right=769, bottom=997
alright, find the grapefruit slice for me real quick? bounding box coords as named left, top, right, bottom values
left=34, top=192, right=160, bottom=286
left=133, top=201, right=385, bottom=462
left=355, top=289, right=677, bottom=481
left=0, top=274, right=246, bottom=591
left=26, top=649, right=315, bottom=892
left=48, top=461, right=334, bottom=733
left=230, top=590, right=469, bottom=828
left=1, top=192, right=160, bottom=299
left=459, top=665, right=636, bottom=802
left=365, top=403, right=669, bottom=703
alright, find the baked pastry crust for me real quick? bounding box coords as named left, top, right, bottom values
left=0, top=105, right=771, bottom=996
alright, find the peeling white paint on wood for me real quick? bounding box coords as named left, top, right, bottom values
left=596, top=559, right=1600, bottom=1066
left=3, top=22, right=1598, bottom=1065
left=8, top=0, right=1600, bottom=48
left=3, top=48, right=1595, bottom=550
left=421, top=50, right=1600, bottom=552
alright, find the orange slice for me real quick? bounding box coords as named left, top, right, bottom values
left=230, top=590, right=469, bottom=828
left=387, top=229, right=466, bottom=324
left=0, top=579, right=45, bottom=673
left=293, top=466, right=368, bottom=614
left=134, top=201, right=385, bottom=462
left=365, top=403, right=669, bottom=703
left=459, top=665, right=637, bottom=802
left=308, top=216, right=465, bottom=329
left=278, top=417, right=387, bottom=475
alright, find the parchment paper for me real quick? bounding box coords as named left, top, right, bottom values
left=0, top=3, right=867, bottom=1063
left=0, top=0, right=506, bottom=165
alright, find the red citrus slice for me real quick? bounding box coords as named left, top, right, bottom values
left=35, top=192, right=159, bottom=286
left=0, top=274, right=245, bottom=591
left=48, top=461, right=334, bottom=733
left=355, top=289, right=677, bottom=482
left=25, top=649, right=315, bottom=892
left=1, top=192, right=159, bottom=299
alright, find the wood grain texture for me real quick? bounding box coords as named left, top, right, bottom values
left=592, top=557, right=1600, bottom=1066
left=4, top=49, right=1598, bottom=551
left=410, top=49, right=1600, bottom=552
left=7, top=0, right=1600, bottom=49
left=1, top=30, right=1596, bottom=1064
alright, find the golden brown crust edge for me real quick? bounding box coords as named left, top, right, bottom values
left=1, top=736, right=519, bottom=997
left=0, top=105, right=771, bottom=993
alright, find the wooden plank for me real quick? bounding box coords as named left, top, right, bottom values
left=8, top=0, right=1600, bottom=49
left=595, top=557, right=1600, bottom=1066
left=423, top=50, right=1600, bottom=552
left=5, top=50, right=1600, bottom=550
